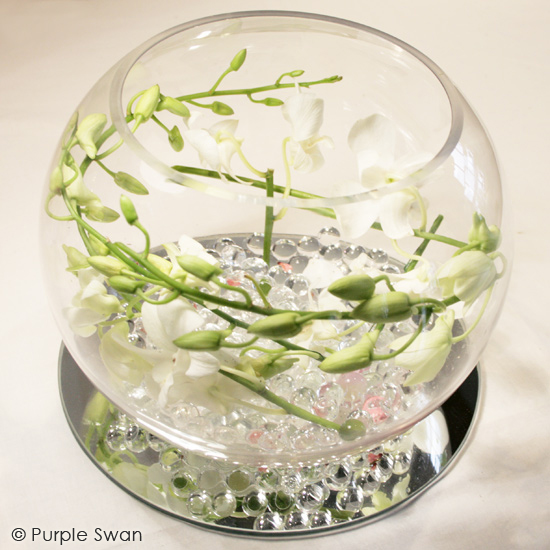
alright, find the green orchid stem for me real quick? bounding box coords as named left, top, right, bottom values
left=136, top=288, right=180, bottom=305
left=244, top=274, right=272, bottom=308
left=410, top=297, right=447, bottom=311
left=209, top=387, right=286, bottom=416
left=94, top=158, right=116, bottom=178
left=219, top=369, right=341, bottom=431
left=405, top=214, right=444, bottom=272
left=263, top=170, right=275, bottom=264
left=151, top=114, right=169, bottom=133
left=373, top=317, right=427, bottom=360
left=452, top=286, right=494, bottom=343
left=214, top=279, right=252, bottom=307
left=135, top=221, right=151, bottom=257
left=211, top=308, right=326, bottom=361
left=172, top=165, right=335, bottom=219
left=221, top=336, right=259, bottom=349
left=373, top=275, right=396, bottom=292
left=175, top=76, right=342, bottom=103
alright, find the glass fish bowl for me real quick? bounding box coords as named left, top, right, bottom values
left=41, top=11, right=511, bottom=533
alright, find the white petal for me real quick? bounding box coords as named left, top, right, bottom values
left=348, top=114, right=396, bottom=167
left=80, top=279, right=122, bottom=315
left=335, top=198, right=380, bottom=240
left=185, top=352, right=221, bottom=378
left=209, top=119, right=239, bottom=137
left=282, top=93, right=324, bottom=141
left=389, top=153, right=432, bottom=181
left=303, top=257, right=347, bottom=288
left=378, top=190, right=416, bottom=239
left=142, top=299, right=204, bottom=352
left=184, top=129, right=220, bottom=170
left=64, top=307, right=106, bottom=336
left=177, top=234, right=217, bottom=265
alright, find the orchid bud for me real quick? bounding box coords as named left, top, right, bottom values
left=87, top=255, right=126, bottom=277
left=120, top=195, right=138, bottom=225
left=84, top=203, right=120, bottom=223
left=134, top=85, right=160, bottom=122
left=211, top=101, right=234, bottom=115
left=49, top=165, right=64, bottom=194
left=338, top=419, right=366, bottom=441
left=176, top=254, right=222, bottom=281
left=168, top=126, right=184, bottom=152
left=89, top=234, right=109, bottom=256
left=289, top=70, right=305, bottom=77
left=63, top=245, right=88, bottom=272
left=157, top=96, right=190, bottom=117
left=75, top=113, right=107, bottom=159
left=352, top=292, right=414, bottom=323
left=230, top=49, right=247, bottom=71
left=468, top=212, right=501, bottom=252
left=319, top=331, right=378, bottom=373
left=248, top=312, right=304, bottom=339
left=263, top=98, right=284, bottom=107
left=245, top=354, right=298, bottom=378
left=328, top=274, right=376, bottom=301
left=173, top=330, right=225, bottom=351
left=108, top=275, right=143, bottom=294
left=147, top=253, right=172, bottom=275
left=114, top=172, right=149, bottom=195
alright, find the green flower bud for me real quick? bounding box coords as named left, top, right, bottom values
left=147, top=253, right=172, bottom=275
left=338, top=419, right=366, bottom=441
left=168, top=125, right=184, bottom=152
left=247, top=312, right=304, bottom=339
left=84, top=204, right=120, bottom=223
left=114, top=172, right=149, bottom=195
left=328, top=274, right=376, bottom=301
left=134, top=84, right=160, bottom=122
left=63, top=245, right=89, bottom=272
left=49, top=165, right=64, bottom=194
left=108, top=275, right=143, bottom=294
left=75, top=113, right=107, bottom=159
left=157, top=96, right=190, bottom=117
left=319, top=331, right=378, bottom=373
left=263, top=98, right=284, bottom=107
left=243, top=354, right=298, bottom=379
left=352, top=292, right=414, bottom=323
left=176, top=254, right=222, bottom=281
left=289, top=70, right=305, bottom=77
left=468, top=212, right=501, bottom=252
left=87, top=255, right=126, bottom=276
left=173, top=330, right=225, bottom=351
left=89, top=234, right=109, bottom=256
left=120, top=195, right=139, bottom=225
left=230, top=49, right=247, bottom=71
left=211, top=101, right=234, bottom=116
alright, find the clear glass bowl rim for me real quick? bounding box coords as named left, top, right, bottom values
left=109, top=10, right=464, bottom=209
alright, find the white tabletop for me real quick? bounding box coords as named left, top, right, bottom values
left=1, top=1, right=549, bottom=548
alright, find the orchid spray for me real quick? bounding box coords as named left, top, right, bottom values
left=46, top=48, right=505, bottom=445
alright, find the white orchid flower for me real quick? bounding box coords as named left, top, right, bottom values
left=184, top=119, right=242, bottom=176
left=391, top=310, right=455, bottom=386
left=282, top=92, right=333, bottom=173
left=436, top=251, right=497, bottom=307
left=99, top=298, right=234, bottom=410
left=65, top=268, right=122, bottom=337
left=335, top=114, right=429, bottom=240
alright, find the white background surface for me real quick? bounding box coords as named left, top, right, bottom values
left=1, top=1, right=549, bottom=548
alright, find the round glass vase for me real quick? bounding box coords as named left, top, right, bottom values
left=42, top=11, right=511, bottom=530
